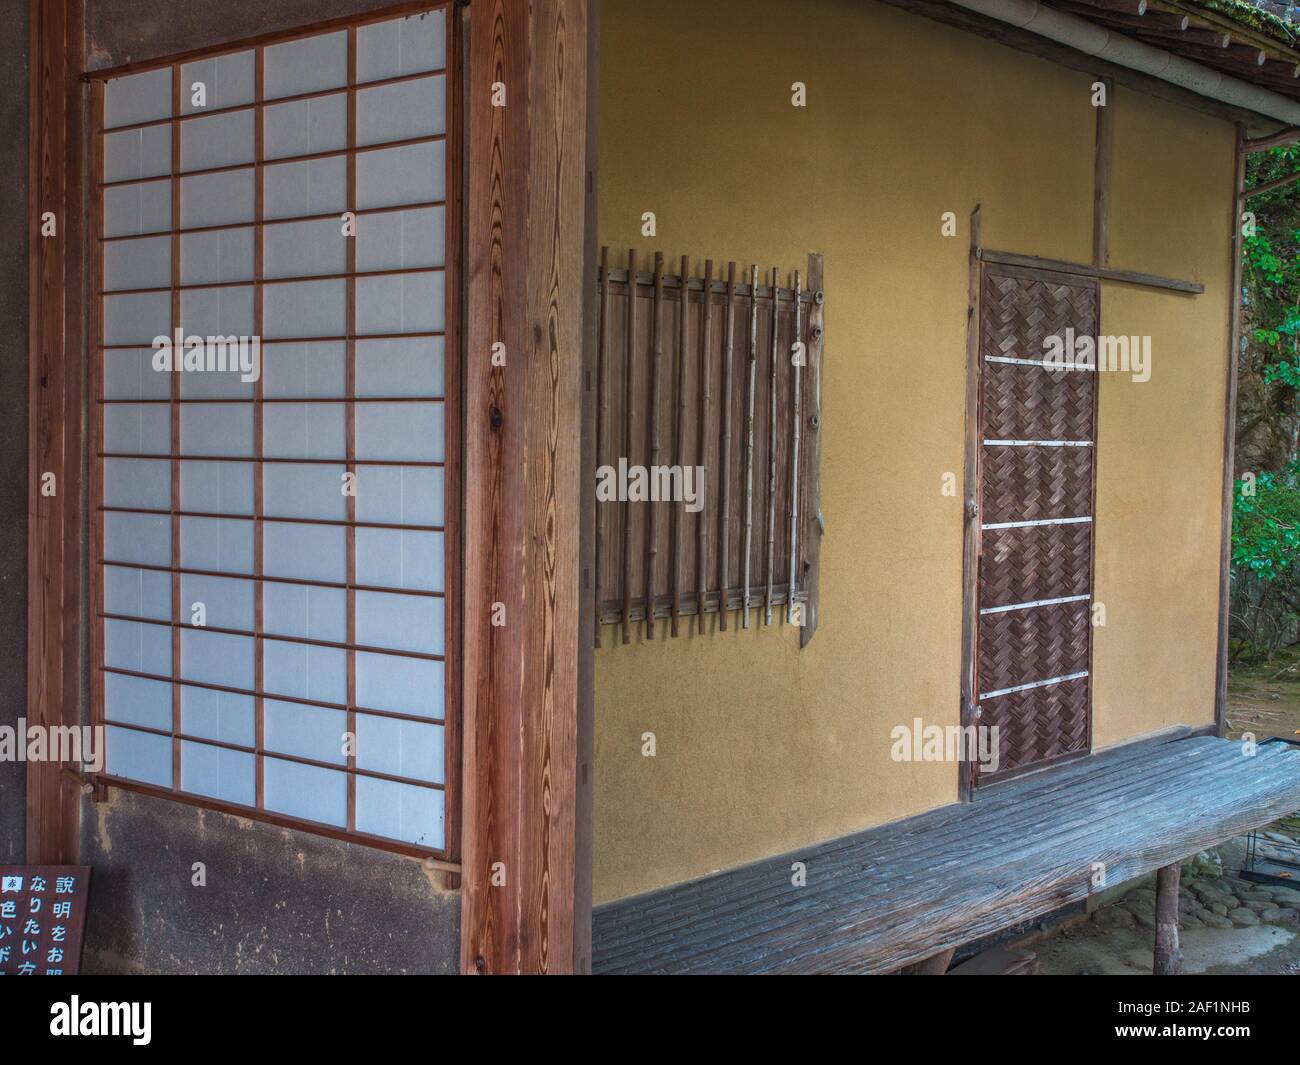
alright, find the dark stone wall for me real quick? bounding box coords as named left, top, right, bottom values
left=0, top=0, right=30, bottom=867
left=72, top=0, right=460, bottom=974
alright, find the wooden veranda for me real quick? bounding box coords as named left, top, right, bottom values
left=593, top=733, right=1300, bottom=974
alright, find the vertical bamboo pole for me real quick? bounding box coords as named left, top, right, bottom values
left=645, top=251, right=664, bottom=639
left=764, top=267, right=779, bottom=626
left=621, top=249, right=636, bottom=644
left=697, top=259, right=713, bottom=633
left=670, top=255, right=689, bottom=637
left=595, top=246, right=608, bottom=647
left=719, top=262, right=736, bottom=631
left=787, top=269, right=802, bottom=624
left=742, top=265, right=758, bottom=629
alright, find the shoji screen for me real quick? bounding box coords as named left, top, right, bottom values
left=90, top=5, right=458, bottom=858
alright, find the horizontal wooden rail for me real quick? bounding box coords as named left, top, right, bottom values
left=977, top=248, right=1203, bottom=294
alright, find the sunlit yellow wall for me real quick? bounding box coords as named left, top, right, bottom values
left=1093, top=87, right=1231, bottom=747
left=594, top=0, right=1231, bottom=903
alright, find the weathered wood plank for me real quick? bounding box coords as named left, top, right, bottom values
left=594, top=738, right=1300, bottom=974
left=461, top=0, right=588, bottom=975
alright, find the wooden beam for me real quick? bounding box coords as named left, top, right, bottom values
left=1245, top=126, right=1300, bottom=152
left=798, top=253, right=825, bottom=649
left=1153, top=862, right=1183, bottom=974
left=876, top=0, right=1278, bottom=128
left=1092, top=76, right=1114, bottom=267
left=977, top=248, right=1203, bottom=293
left=27, top=0, right=85, bottom=865
left=1245, top=169, right=1300, bottom=197
left=461, top=0, right=589, bottom=975
left=958, top=206, right=981, bottom=804
left=1215, top=128, right=1246, bottom=740
left=574, top=0, right=599, bottom=976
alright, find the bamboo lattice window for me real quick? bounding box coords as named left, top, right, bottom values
left=594, top=249, right=825, bottom=644
left=87, top=3, right=460, bottom=860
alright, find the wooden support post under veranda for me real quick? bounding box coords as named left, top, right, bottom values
left=1153, top=862, right=1183, bottom=975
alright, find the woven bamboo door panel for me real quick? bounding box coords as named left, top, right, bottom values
left=975, top=267, right=1098, bottom=784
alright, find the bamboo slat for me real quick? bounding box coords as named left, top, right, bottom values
left=621, top=248, right=636, bottom=645
left=787, top=269, right=802, bottom=624
left=697, top=259, right=713, bottom=633
left=743, top=265, right=758, bottom=630
left=645, top=252, right=665, bottom=640
left=765, top=266, right=779, bottom=626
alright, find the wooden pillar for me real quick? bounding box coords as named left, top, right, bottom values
left=460, top=0, right=591, bottom=975
left=1153, top=863, right=1183, bottom=975
left=27, top=0, right=85, bottom=865
left=1215, top=127, right=1246, bottom=737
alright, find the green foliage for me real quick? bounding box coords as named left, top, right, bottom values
left=1233, top=464, right=1300, bottom=583
left=1244, top=144, right=1300, bottom=392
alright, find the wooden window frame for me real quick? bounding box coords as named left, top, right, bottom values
left=84, top=0, right=463, bottom=865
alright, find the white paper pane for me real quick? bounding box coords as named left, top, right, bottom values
left=181, top=516, right=255, bottom=574
left=356, top=776, right=443, bottom=849
left=263, top=402, right=345, bottom=459
left=179, top=284, right=255, bottom=336
left=355, top=401, right=442, bottom=462
left=356, top=652, right=442, bottom=719
left=103, top=458, right=170, bottom=510
left=181, top=226, right=255, bottom=285
left=103, top=124, right=172, bottom=183
left=180, top=573, right=255, bottom=630
left=265, top=700, right=347, bottom=765
left=357, top=715, right=442, bottom=783
left=264, top=757, right=346, bottom=826
left=356, top=75, right=444, bottom=147
left=103, top=180, right=172, bottom=238
left=181, top=169, right=255, bottom=228
left=181, top=628, right=255, bottom=688
left=104, top=563, right=172, bottom=621
left=177, top=361, right=256, bottom=401
left=263, top=641, right=346, bottom=703
left=356, top=206, right=445, bottom=273
left=265, top=30, right=347, bottom=100
left=264, top=521, right=346, bottom=582
left=105, top=68, right=173, bottom=130
left=181, top=403, right=254, bottom=457
left=264, top=92, right=347, bottom=161
left=356, top=591, right=442, bottom=655
left=356, top=337, right=443, bottom=398
left=181, top=109, right=255, bottom=172
left=104, top=403, right=170, bottom=455
left=262, top=341, right=347, bottom=398
left=181, top=685, right=256, bottom=747
left=104, top=347, right=173, bottom=401
left=356, top=140, right=444, bottom=210
left=264, top=581, right=347, bottom=643
left=104, top=234, right=171, bottom=293
left=104, top=672, right=172, bottom=731
left=104, top=512, right=171, bottom=565
left=180, top=459, right=255, bottom=515
left=262, top=463, right=348, bottom=521
left=355, top=465, right=444, bottom=526
left=181, top=740, right=255, bottom=807
left=357, top=11, right=446, bottom=83
left=180, top=50, right=256, bottom=114
left=105, top=618, right=173, bottom=676
left=264, top=156, right=347, bottom=219
left=106, top=725, right=173, bottom=789
left=356, top=271, right=444, bottom=335
left=103, top=291, right=170, bottom=346
left=264, top=279, right=346, bottom=338
left=356, top=529, right=442, bottom=592
left=264, top=218, right=347, bottom=279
